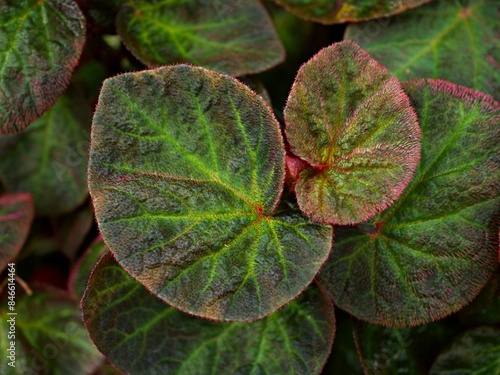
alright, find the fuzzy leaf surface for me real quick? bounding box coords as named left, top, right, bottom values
left=88, top=65, right=332, bottom=321
left=346, top=0, right=500, bottom=99
left=274, top=0, right=430, bottom=24
left=0, top=0, right=86, bottom=134
left=0, top=286, right=103, bottom=375
left=83, top=253, right=335, bottom=375
left=320, top=79, right=500, bottom=327
left=0, top=90, right=91, bottom=216
left=116, top=0, right=285, bottom=76
left=430, top=327, right=500, bottom=374
left=0, top=193, right=34, bottom=272
left=285, top=40, right=421, bottom=225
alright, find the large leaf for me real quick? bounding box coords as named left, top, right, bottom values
left=284, top=41, right=421, bottom=225
left=274, top=0, right=430, bottom=24
left=116, top=0, right=285, bottom=76
left=0, top=193, right=34, bottom=271
left=88, top=65, right=333, bottom=321
left=320, top=79, right=500, bottom=327
left=82, top=253, right=335, bottom=375
left=430, top=327, right=500, bottom=374
left=346, top=0, right=500, bottom=99
left=352, top=319, right=460, bottom=375
left=0, top=0, right=86, bottom=135
left=0, top=89, right=91, bottom=216
left=0, top=286, right=103, bottom=375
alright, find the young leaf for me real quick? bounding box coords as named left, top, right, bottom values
left=0, top=193, right=34, bottom=272
left=82, top=253, right=335, bottom=375
left=116, top=0, right=285, bottom=76
left=284, top=41, right=421, bottom=225
left=320, top=79, right=500, bottom=327
left=274, top=0, right=430, bottom=24
left=68, top=239, right=106, bottom=300
left=0, top=0, right=86, bottom=135
left=88, top=65, right=333, bottom=321
left=429, top=327, right=500, bottom=374
left=0, top=286, right=103, bottom=374
left=352, top=319, right=460, bottom=375
left=0, top=90, right=91, bottom=216
left=346, top=0, right=500, bottom=99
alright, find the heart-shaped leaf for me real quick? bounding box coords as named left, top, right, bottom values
left=82, top=253, right=335, bottom=375
left=0, top=286, right=103, bottom=375
left=320, top=79, right=500, bottom=327
left=352, top=319, right=460, bottom=375
left=346, top=0, right=500, bottom=99
left=88, top=65, right=333, bottom=321
left=0, top=193, right=34, bottom=272
left=284, top=40, right=421, bottom=225
left=274, top=0, right=430, bottom=24
left=116, top=0, right=285, bottom=76
left=430, top=327, right=500, bottom=374
left=0, top=0, right=86, bottom=135
left=0, top=89, right=91, bottom=216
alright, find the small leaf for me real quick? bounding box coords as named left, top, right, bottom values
left=320, top=79, right=500, bottom=327
left=284, top=40, right=421, bottom=225
left=116, top=0, right=285, bottom=76
left=346, top=0, right=500, bottom=99
left=82, top=253, right=335, bottom=375
left=0, top=193, right=34, bottom=272
left=68, top=238, right=107, bottom=300
left=352, top=319, right=460, bottom=375
left=0, top=89, right=91, bottom=216
left=0, top=286, right=103, bottom=375
left=430, top=327, right=500, bottom=374
left=88, top=65, right=333, bottom=321
left=274, top=0, right=430, bottom=24
left=0, top=0, right=86, bottom=134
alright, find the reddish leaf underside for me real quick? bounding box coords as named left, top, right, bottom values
left=285, top=40, right=421, bottom=225
left=320, top=79, right=500, bottom=327
left=0, top=0, right=86, bottom=135
left=0, top=193, right=34, bottom=272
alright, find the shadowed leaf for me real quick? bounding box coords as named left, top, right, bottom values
left=0, top=0, right=86, bottom=134
left=116, top=0, right=285, bottom=76
left=0, top=193, right=34, bottom=272
left=0, top=90, right=91, bottom=216
left=284, top=40, right=421, bottom=225
left=346, top=0, right=500, bottom=99
left=88, top=65, right=333, bottom=321
left=430, top=327, right=500, bottom=374
left=82, top=253, right=335, bottom=375
left=274, top=0, right=430, bottom=24
left=0, top=286, right=103, bottom=375
left=320, top=79, right=500, bottom=327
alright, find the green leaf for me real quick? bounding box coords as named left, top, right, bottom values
left=82, top=253, right=335, bottom=375
left=116, top=0, right=285, bottom=76
left=68, top=239, right=107, bottom=300
left=430, top=327, right=500, bottom=375
left=346, top=0, right=500, bottom=99
left=0, top=286, right=103, bottom=375
left=274, top=0, right=430, bottom=24
left=88, top=65, right=333, bottom=321
left=320, top=79, right=500, bottom=327
left=0, top=89, right=91, bottom=216
left=0, top=0, right=86, bottom=135
left=284, top=40, right=421, bottom=225
left=352, top=319, right=460, bottom=375
left=0, top=193, right=34, bottom=272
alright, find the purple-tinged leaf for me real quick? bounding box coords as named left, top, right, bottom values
left=285, top=40, right=421, bottom=225
left=82, top=253, right=335, bottom=375
left=0, top=0, right=86, bottom=135
left=320, top=79, right=500, bottom=327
